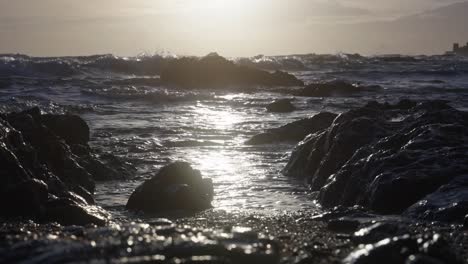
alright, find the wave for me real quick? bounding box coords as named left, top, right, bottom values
left=81, top=86, right=213, bottom=103
left=2, top=53, right=468, bottom=78
left=0, top=54, right=173, bottom=77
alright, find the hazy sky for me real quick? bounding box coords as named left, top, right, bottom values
left=1, top=0, right=467, bottom=56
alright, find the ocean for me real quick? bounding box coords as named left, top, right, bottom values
left=2, top=53, right=468, bottom=219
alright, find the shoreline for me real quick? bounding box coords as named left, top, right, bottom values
left=1, top=209, right=466, bottom=263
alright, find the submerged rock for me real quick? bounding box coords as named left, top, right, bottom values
left=296, top=80, right=381, bottom=97
left=246, top=112, right=337, bottom=145
left=160, top=53, right=304, bottom=88
left=284, top=100, right=468, bottom=222
left=266, top=98, right=297, bottom=113
left=0, top=107, right=116, bottom=226
left=127, top=162, right=214, bottom=213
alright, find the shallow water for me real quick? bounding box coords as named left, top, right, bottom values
left=1, top=53, right=468, bottom=218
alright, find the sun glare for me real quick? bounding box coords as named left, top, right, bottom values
left=180, top=0, right=258, bottom=24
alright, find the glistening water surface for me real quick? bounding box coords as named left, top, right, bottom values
left=1, top=53, right=468, bottom=218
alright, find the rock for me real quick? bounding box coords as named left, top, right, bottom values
left=160, top=53, right=304, bottom=88
left=344, top=234, right=463, bottom=264
left=41, top=114, right=90, bottom=145
left=344, top=235, right=419, bottom=264
left=246, top=112, right=337, bottom=145
left=405, top=255, right=445, bottom=264
left=0, top=107, right=117, bottom=226
left=266, top=99, right=296, bottom=113
left=353, top=222, right=411, bottom=244
left=296, top=80, right=381, bottom=97
left=0, top=179, right=48, bottom=218
left=46, top=198, right=108, bottom=226
left=327, top=218, right=361, bottom=233
left=405, top=176, right=468, bottom=222
left=284, top=100, right=468, bottom=222
left=126, top=162, right=214, bottom=213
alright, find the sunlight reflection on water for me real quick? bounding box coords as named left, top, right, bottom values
left=93, top=94, right=317, bottom=216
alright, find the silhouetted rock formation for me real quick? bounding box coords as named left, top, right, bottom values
left=160, top=53, right=304, bottom=88
left=296, top=80, right=382, bottom=97
left=266, top=99, right=297, bottom=113
left=284, top=100, right=468, bottom=222
left=246, top=112, right=337, bottom=145
left=126, top=162, right=213, bottom=213
left=0, top=107, right=132, bottom=225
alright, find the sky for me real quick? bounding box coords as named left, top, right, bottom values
left=0, top=0, right=467, bottom=56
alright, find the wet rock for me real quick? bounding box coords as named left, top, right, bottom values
left=160, top=53, right=303, bottom=88
left=344, top=235, right=419, bottom=264
left=327, top=218, right=361, bottom=233
left=404, top=176, right=468, bottom=222
left=46, top=198, right=108, bottom=226
left=344, top=234, right=463, bottom=264
left=0, top=108, right=114, bottom=225
left=353, top=222, right=411, bottom=244
left=246, top=112, right=337, bottom=145
left=266, top=99, right=296, bottom=113
left=0, top=179, right=48, bottom=218
left=284, top=100, right=468, bottom=222
left=405, top=255, right=445, bottom=264
left=296, top=80, right=382, bottom=97
left=41, top=114, right=90, bottom=145
left=127, top=162, right=214, bottom=213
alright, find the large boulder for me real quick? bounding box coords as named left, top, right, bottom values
left=127, top=162, right=213, bottom=213
left=160, top=53, right=304, bottom=88
left=246, top=112, right=337, bottom=145
left=283, top=100, right=468, bottom=223
left=0, top=108, right=114, bottom=226
left=296, top=80, right=381, bottom=97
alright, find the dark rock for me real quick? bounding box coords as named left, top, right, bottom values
left=284, top=100, right=468, bottom=222
left=344, top=234, right=463, bottom=264
left=344, top=235, right=419, bottom=264
left=46, top=198, right=108, bottom=226
left=72, top=185, right=95, bottom=205
left=327, top=218, right=361, bottom=233
left=126, top=162, right=214, bottom=213
left=77, top=155, right=126, bottom=181
left=0, top=108, right=116, bottom=225
left=404, top=177, right=468, bottom=222
left=296, top=80, right=381, bottom=97
left=405, top=255, right=445, bottom=264
left=246, top=112, right=337, bottom=145
left=41, top=114, right=90, bottom=145
left=353, top=222, right=411, bottom=244
left=160, top=53, right=303, bottom=88
left=0, top=179, right=48, bottom=218
left=266, top=99, right=296, bottom=113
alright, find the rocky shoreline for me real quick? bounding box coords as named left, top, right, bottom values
left=1, top=209, right=466, bottom=263
left=1, top=99, right=468, bottom=263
